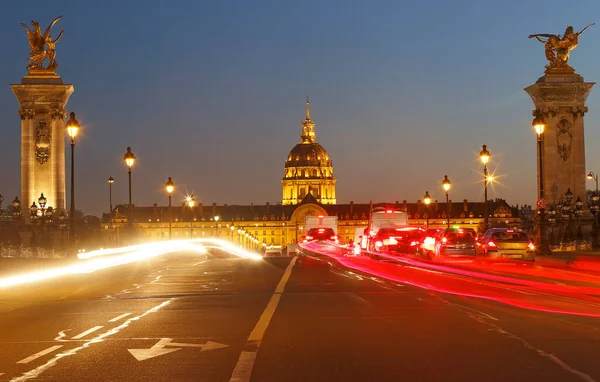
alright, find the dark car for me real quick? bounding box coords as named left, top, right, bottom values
left=305, top=227, right=338, bottom=243
left=433, top=228, right=477, bottom=260
left=372, top=227, right=425, bottom=255
left=476, top=228, right=535, bottom=261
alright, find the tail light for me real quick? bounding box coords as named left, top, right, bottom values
left=487, top=241, right=496, bottom=247
left=331, top=235, right=338, bottom=241
left=442, top=237, right=448, bottom=244
left=306, top=235, right=313, bottom=240
left=375, top=241, right=383, bottom=249
left=527, top=242, right=535, bottom=250
left=410, top=241, right=419, bottom=246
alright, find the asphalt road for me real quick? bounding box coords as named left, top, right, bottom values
left=0, top=250, right=599, bottom=382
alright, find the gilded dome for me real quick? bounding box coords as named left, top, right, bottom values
left=285, top=142, right=331, bottom=168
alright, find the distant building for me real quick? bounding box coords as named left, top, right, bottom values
left=281, top=99, right=336, bottom=205
left=102, top=101, right=521, bottom=247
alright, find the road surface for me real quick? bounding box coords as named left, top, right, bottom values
left=0, top=249, right=599, bottom=381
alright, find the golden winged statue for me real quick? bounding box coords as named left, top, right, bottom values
left=529, top=24, right=594, bottom=71
left=21, top=16, right=64, bottom=70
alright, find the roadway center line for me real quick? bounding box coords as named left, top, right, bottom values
left=108, top=313, right=131, bottom=322
left=71, top=326, right=104, bottom=339
left=230, top=256, right=297, bottom=382
left=16, top=345, right=63, bottom=364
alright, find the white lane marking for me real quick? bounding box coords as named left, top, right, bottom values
left=450, top=301, right=596, bottom=382
left=71, top=326, right=104, bottom=339
left=128, top=338, right=228, bottom=361
left=108, top=313, right=131, bottom=322
left=16, top=345, right=63, bottom=364
left=230, top=256, right=297, bottom=382
left=54, top=329, right=71, bottom=341
left=11, top=299, right=173, bottom=382
left=489, top=323, right=596, bottom=382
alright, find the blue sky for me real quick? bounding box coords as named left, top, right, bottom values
left=1, top=1, right=600, bottom=216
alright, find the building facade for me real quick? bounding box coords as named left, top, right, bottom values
left=104, top=197, right=520, bottom=248
left=103, top=100, right=521, bottom=248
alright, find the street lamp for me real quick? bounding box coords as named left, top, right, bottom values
left=124, top=147, right=136, bottom=227
left=11, top=197, right=21, bottom=221
left=533, top=111, right=547, bottom=253
left=66, top=112, right=79, bottom=243
left=214, top=215, right=220, bottom=237
left=107, top=176, right=114, bottom=219
left=442, top=175, right=451, bottom=228
left=186, top=194, right=195, bottom=238
left=230, top=224, right=235, bottom=242
left=165, top=177, right=175, bottom=240
left=590, top=191, right=600, bottom=248
left=587, top=171, right=599, bottom=192
left=423, top=191, right=431, bottom=229
left=479, top=144, right=491, bottom=231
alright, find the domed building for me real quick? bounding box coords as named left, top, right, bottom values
left=282, top=99, right=336, bottom=205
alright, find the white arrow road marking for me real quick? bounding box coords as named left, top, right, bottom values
left=17, top=345, right=63, bottom=364
left=128, top=338, right=229, bottom=361
left=71, top=326, right=103, bottom=339
left=108, top=313, right=131, bottom=322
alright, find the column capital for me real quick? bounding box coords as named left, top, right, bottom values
left=533, top=107, right=559, bottom=118
left=49, top=108, right=67, bottom=120
left=18, top=108, right=35, bottom=120
left=571, top=106, right=588, bottom=118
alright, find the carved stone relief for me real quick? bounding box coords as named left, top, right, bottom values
left=556, top=117, right=572, bottom=161
left=34, top=119, right=52, bottom=164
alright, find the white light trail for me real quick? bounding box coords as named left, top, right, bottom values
left=0, top=238, right=261, bottom=289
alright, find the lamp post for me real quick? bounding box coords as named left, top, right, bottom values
left=533, top=111, right=547, bottom=253
left=165, top=177, right=174, bottom=240
left=66, top=112, right=79, bottom=243
left=479, top=145, right=491, bottom=231
left=11, top=197, right=21, bottom=221
left=186, top=194, right=195, bottom=238
left=30, top=193, right=54, bottom=248
left=587, top=171, right=599, bottom=192
left=124, top=147, right=136, bottom=228
left=230, top=224, right=235, bottom=242
left=214, top=215, right=220, bottom=238
left=423, top=191, right=431, bottom=229
left=107, top=177, right=114, bottom=219
left=442, top=175, right=451, bottom=228
left=589, top=191, right=600, bottom=248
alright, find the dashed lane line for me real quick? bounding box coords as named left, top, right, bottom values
left=71, top=326, right=104, bottom=339
left=16, top=346, right=63, bottom=364
left=108, top=313, right=131, bottom=322
left=229, top=256, right=297, bottom=382
left=10, top=299, right=173, bottom=382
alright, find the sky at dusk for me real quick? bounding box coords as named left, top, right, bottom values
left=2, top=1, right=600, bottom=217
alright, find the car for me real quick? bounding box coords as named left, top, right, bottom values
left=476, top=228, right=535, bottom=261
left=305, top=227, right=338, bottom=243
left=371, top=227, right=425, bottom=255
left=420, top=228, right=443, bottom=257
left=434, top=228, right=477, bottom=260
